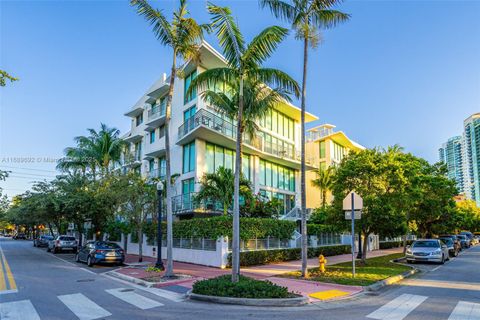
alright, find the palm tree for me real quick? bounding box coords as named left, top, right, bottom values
left=260, top=0, right=350, bottom=278
left=311, top=166, right=336, bottom=207
left=0, top=70, right=18, bottom=87
left=57, top=123, right=125, bottom=178
left=188, top=4, right=299, bottom=282
left=195, top=167, right=251, bottom=216
left=130, top=0, right=208, bottom=277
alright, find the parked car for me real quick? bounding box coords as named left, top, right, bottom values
left=461, top=231, right=478, bottom=245
left=47, top=236, right=78, bottom=253
left=456, top=234, right=471, bottom=248
left=439, top=235, right=462, bottom=253
left=406, top=239, right=449, bottom=264
left=33, top=235, right=54, bottom=247
left=438, top=237, right=459, bottom=257
left=13, top=233, right=26, bottom=240
left=75, top=241, right=125, bottom=267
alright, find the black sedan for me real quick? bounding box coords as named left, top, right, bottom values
left=33, top=235, right=54, bottom=247
left=75, top=241, right=125, bottom=267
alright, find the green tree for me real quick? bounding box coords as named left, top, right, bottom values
left=454, top=200, right=480, bottom=232
left=0, top=70, right=18, bottom=87
left=311, top=166, right=336, bottom=208
left=57, top=123, right=125, bottom=178
left=130, top=0, right=208, bottom=276
left=188, top=3, right=299, bottom=282
left=195, top=167, right=252, bottom=216
left=260, top=0, right=350, bottom=277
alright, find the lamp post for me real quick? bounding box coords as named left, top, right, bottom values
left=156, top=182, right=165, bottom=270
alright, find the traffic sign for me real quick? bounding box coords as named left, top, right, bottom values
left=345, top=211, right=362, bottom=220
left=342, top=191, right=363, bottom=211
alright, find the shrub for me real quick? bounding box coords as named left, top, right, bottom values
left=163, top=216, right=296, bottom=240
left=192, top=275, right=295, bottom=298
left=307, top=223, right=339, bottom=235
left=227, top=244, right=351, bottom=267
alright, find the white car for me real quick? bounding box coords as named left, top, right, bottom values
left=406, top=239, right=449, bottom=264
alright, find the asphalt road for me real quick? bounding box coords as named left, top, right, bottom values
left=1, top=237, right=479, bottom=320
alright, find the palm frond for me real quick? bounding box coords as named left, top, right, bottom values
left=259, top=0, right=297, bottom=22
left=253, top=68, right=300, bottom=98
left=311, top=9, right=350, bottom=29
left=130, top=0, right=174, bottom=46
left=207, top=3, right=245, bottom=68
left=243, top=26, right=289, bottom=67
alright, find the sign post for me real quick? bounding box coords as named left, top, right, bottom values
left=343, top=191, right=363, bottom=278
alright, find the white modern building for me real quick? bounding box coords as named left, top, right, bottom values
left=122, top=42, right=319, bottom=218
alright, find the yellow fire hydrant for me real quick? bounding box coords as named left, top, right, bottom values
left=319, top=255, right=327, bottom=273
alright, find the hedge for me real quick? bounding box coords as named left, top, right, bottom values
left=379, top=240, right=413, bottom=249
left=163, top=216, right=296, bottom=240
left=227, top=244, right=351, bottom=267
left=307, top=223, right=339, bottom=235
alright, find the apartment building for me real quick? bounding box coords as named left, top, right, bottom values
left=122, top=42, right=319, bottom=218
left=305, top=124, right=365, bottom=208
left=438, top=113, right=480, bottom=207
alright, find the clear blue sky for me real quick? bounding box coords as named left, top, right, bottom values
left=1, top=0, right=479, bottom=198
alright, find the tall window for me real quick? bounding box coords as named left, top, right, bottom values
left=259, top=159, right=296, bottom=192
left=205, top=142, right=250, bottom=180
left=135, top=113, right=143, bottom=126
left=149, top=130, right=155, bottom=144
left=319, top=141, right=326, bottom=158
left=184, top=70, right=197, bottom=104
left=259, top=108, right=295, bottom=141
left=158, top=125, right=165, bottom=139
left=183, top=141, right=196, bottom=173
left=182, top=178, right=195, bottom=194
left=333, top=142, right=345, bottom=161
left=158, top=157, right=166, bottom=177
left=149, top=159, right=155, bottom=172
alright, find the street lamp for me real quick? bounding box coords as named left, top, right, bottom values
left=156, top=182, right=165, bottom=270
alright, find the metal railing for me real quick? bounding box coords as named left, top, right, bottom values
left=279, top=206, right=312, bottom=221
left=148, top=168, right=166, bottom=180
left=177, top=108, right=307, bottom=163
left=171, top=192, right=224, bottom=214
left=148, top=103, right=166, bottom=120
left=306, top=128, right=335, bottom=142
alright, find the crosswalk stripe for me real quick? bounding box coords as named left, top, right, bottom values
left=58, top=293, right=112, bottom=320
left=106, top=288, right=163, bottom=310
left=366, top=294, right=428, bottom=320
left=449, top=301, right=480, bottom=320
left=141, top=287, right=185, bottom=302
left=0, top=300, right=41, bottom=320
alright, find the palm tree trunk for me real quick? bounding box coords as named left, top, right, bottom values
left=300, top=37, right=309, bottom=278
left=232, top=77, right=244, bottom=283
left=164, top=53, right=177, bottom=277
left=322, top=190, right=327, bottom=208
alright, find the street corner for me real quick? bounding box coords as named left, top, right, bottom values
left=0, top=245, right=17, bottom=294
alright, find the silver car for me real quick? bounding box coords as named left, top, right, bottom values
left=406, top=239, right=449, bottom=264
left=47, top=235, right=78, bottom=254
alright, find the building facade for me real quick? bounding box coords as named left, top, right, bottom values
left=122, top=42, right=319, bottom=218
left=438, top=136, right=465, bottom=195
left=438, top=113, right=480, bottom=207
left=305, top=124, right=365, bottom=208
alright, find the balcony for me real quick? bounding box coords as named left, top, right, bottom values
left=123, top=150, right=142, bottom=167
left=144, top=136, right=166, bottom=159
left=145, top=103, right=167, bottom=129
left=172, top=192, right=224, bottom=214
left=177, top=108, right=314, bottom=169
left=124, top=131, right=143, bottom=143
left=306, top=127, right=335, bottom=142
left=148, top=168, right=166, bottom=180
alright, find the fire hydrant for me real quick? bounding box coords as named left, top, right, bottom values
left=319, top=255, right=327, bottom=273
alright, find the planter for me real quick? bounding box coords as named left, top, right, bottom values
left=187, top=291, right=308, bottom=307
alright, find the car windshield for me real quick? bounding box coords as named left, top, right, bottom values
left=96, top=242, right=120, bottom=249
left=43, top=236, right=53, bottom=240
left=59, top=236, right=76, bottom=241
left=440, top=239, right=453, bottom=245
left=413, top=241, right=439, bottom=248
left=457, top=235, right=466, bottom=239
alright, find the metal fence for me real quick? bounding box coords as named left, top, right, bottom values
left=228, top=234, right=342, bottom=252
left=171, top=238, right=217, bottom=251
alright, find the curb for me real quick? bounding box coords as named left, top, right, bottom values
left=364, top=268, right=418, bottom=292
left=186, top=290, right=308, bottom=307
left=105, top=271, right=156, bottom=288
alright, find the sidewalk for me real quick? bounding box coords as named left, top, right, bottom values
left=115, top=247, right=403, bottom=302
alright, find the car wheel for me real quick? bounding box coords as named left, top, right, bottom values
left=47, top=247, right=51, bottom=252
left=440, top=255, right=445, bottom=264
left=87, top=256, right=94, bottom=267
left=75, top=253, right=80, bottom=263
left=73, top=248, right=77, bottom=254
left=53, top=248, right=57, bottom=254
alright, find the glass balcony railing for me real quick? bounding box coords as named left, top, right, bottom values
left=148, top=168, right=166, bottom=180
left=177, top=108, right=307, bottom=163
left=148, top=102, right=166, bottom=120
left=171, top=192, right=224, bottom=214
left=306, top=128, right=334, bottom=142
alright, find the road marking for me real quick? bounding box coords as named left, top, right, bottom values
left=309, top=289, right=349, bottom=300
left=0, top=300, right=41, bottom=320
left=58, top=293, right=112, bottom=320
left=366, top=294, right=428, bottom=320
left=448, top=301, right=480, bottom=320
left=0, top=244, right=17, bottom=292
left=106, top=288, right=163, bottom=309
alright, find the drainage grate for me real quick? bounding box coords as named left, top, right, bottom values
left=119, top=288, right=134, bottom=292
left=76, top=279, right=95, bottom=283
